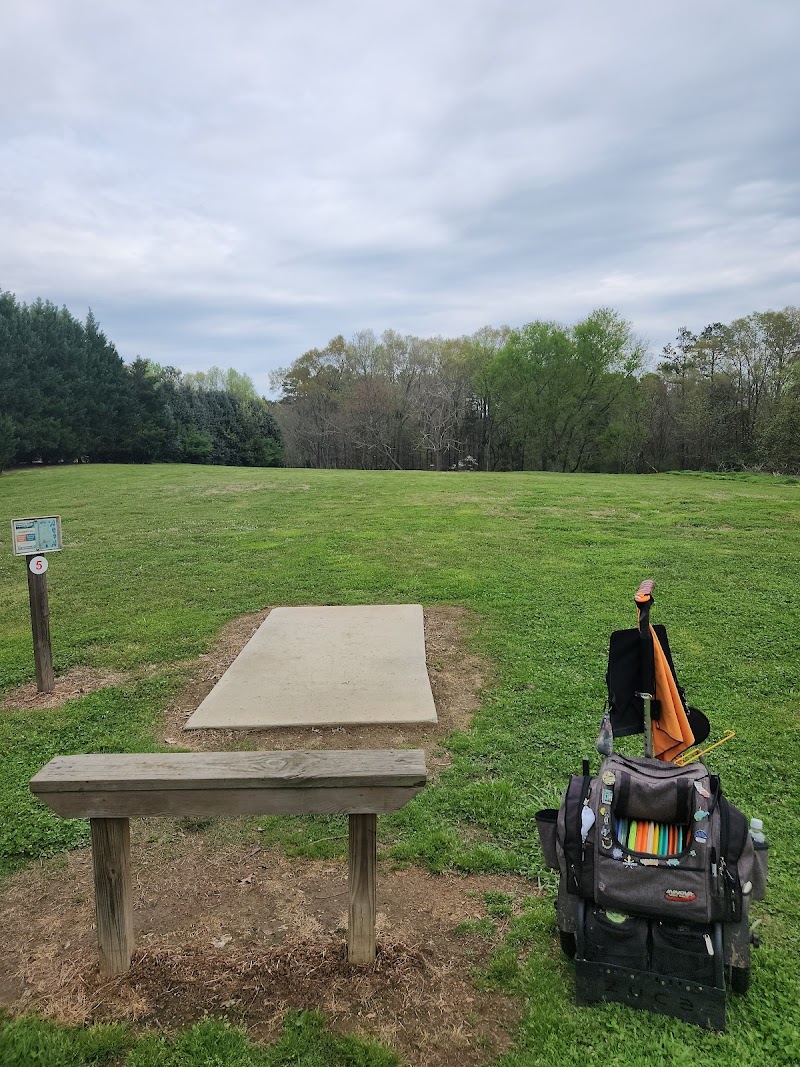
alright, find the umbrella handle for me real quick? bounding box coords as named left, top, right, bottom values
left=635, top=579, right=655, bottom=633
left=634, top=579, right=655, bottom=604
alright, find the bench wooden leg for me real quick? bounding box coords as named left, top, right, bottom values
left=348, top=813, right=376, bottom=964
left=90, top=817, right=134, bottom=974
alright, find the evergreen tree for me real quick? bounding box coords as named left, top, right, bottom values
left=0, top=290, right=283, bottom=469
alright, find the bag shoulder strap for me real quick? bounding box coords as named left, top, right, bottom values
left=561, top=762, right=593, bottom=894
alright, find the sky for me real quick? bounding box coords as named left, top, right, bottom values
left=2, top=2, right=799, bottom=396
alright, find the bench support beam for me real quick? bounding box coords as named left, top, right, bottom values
left=90, top=818, right=134, bottom=975
left=348, top=813, right=377, bottom=964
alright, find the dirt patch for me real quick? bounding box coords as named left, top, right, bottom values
left=161, top=606, right=489, bottom=776
left=0, top=838, right=528, bottom=1066
left=1, top=667, right=129, bottom=711
left=199, top=482, right=313, bottom=495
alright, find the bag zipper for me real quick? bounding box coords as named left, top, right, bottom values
left=608, top=754, right=708, bottom=783
left=717, top=796, right=742, bottom=921
left=719, top=855, right=740, bottom=922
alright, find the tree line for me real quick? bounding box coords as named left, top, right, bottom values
left=271, top=306, right=800, bottom=474
left=0, top=292, right=283, bottom=470
left=3, top=290, right=797, bottom=476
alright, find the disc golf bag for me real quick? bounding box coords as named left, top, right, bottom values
left=555, top=754, right=757, bottom=924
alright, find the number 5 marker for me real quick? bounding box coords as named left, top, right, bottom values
left=29, top=555, right=49, bottom=574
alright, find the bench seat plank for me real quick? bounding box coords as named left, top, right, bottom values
left=35, top=785, right=423, bottom=819
left=31, top=749, right=426, bottom=794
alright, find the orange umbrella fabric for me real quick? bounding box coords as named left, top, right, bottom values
left=648, top=624, right=694, bottom=762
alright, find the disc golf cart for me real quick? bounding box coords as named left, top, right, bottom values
left=535, top=581, right=767, bottom=1030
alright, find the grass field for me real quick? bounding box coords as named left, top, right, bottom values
left=1, top=464, right=799, bottom=1065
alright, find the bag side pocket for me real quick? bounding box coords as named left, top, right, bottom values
left=535, top=809, right=559, bottom=870
left=651, top=920, right=716, bottom=985
left=751, top=842, right=768, bottom=901
left=583, top=908, right=648, bottom=970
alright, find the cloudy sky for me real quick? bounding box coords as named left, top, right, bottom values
left=2, top=2, right=798, bottom=394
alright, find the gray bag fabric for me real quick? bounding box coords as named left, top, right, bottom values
left=554, top=754, right=755, bottom=926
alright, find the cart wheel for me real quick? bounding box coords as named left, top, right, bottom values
left=559, top=930, right=576, bottom=958
left=729, top=965, right=751, bottom=995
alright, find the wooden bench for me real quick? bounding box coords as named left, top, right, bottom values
left=31, top=749, right=426, bottom=974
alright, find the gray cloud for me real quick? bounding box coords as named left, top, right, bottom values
left=2, top=1, right=798, bottom=391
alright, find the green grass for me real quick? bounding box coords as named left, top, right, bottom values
left=454, top=917, right=498, bottom=939
left=1, top=675, right=184, bottom=872
left=0, top=1011, right=398, bottom=1066
left=1, top=464, right=799, bottom=1064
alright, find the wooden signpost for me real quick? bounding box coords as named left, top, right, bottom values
left=11, top=516, right=62, bottom=694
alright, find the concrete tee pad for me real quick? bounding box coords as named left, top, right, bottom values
left=183, top=605, right=438, bottom=730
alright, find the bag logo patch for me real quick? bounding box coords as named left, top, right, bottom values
left=665, top=888, right=696, bottom=902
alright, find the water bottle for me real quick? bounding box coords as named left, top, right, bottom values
left=749, top=818, right=768, bottom=900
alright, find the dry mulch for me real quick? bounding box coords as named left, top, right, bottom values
left=1, top=841, right=528, bottom=1066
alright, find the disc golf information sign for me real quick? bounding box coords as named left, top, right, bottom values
left=11, top=516, right=62, bottom=556
left=11, top=515, right=62, bottom=693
